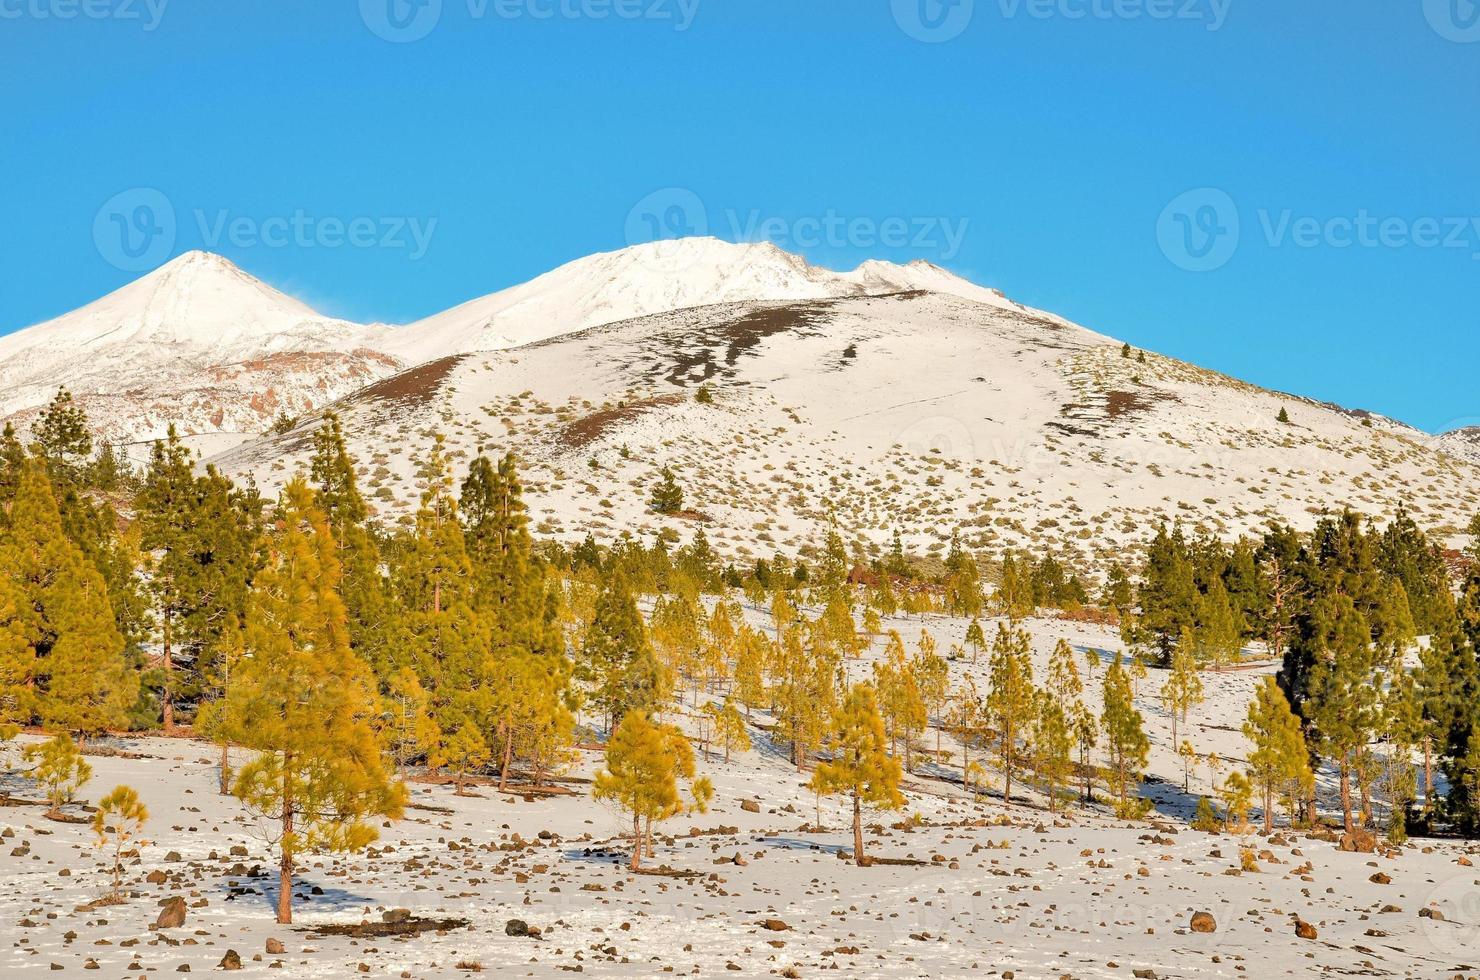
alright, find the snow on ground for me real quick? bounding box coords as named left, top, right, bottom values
left=213, top=285, right=1480, bottom=572
left=4, top=610, right=1478, bottom=978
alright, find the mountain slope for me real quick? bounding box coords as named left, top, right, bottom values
left=382, top=237, right=1041, bottom=362
left=214, top=288, right=1480, bottom=564
left=0, top=251, right=403, bottom=455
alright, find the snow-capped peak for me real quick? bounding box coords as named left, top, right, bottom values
left=383, top=237, right=1029, bottom=362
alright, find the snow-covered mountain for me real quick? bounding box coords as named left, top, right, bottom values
left=382, top=237, right=1042, bottom=363
left=214, top=284, right=1480, bottom=565
left=0, top=251, right=403, bottom=456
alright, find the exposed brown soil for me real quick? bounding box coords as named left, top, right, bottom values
left=557, top=394, right=685, bottom=450
left=656, top=302, right=837, bottom=387
left=305, top=916, right=470, bottom=939
left=350, top=355, right=467, bottom=408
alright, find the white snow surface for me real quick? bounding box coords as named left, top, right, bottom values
left=0, top=252, right=403, bottom=451
left=382, top=237, right=1045, bottom=363
left=2, top=608, right=1475, bottom=978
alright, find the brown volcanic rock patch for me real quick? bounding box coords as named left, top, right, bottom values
left=558, top=393, right=686, bottom=451
left=350, top=354, right=466, bottom=407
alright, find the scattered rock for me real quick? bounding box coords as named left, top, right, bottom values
left=1294, top=919, right=1318, bottom=940
left=762, top=919, right=790, bottom=931
left=219, top=949, right=242, bottom=970
left=1340, top=830, right=1377, bottom=854
left=740, top=800, right=761, bottom=813
left=1190, top=911, right=1216, bottom=934
left=504, top=919, right=529, bottom=937
left=154, top=897, right=187, bottom=930
left=265, top=938, right=285, bottom=954
left=382, top=908, right=412, bottom=924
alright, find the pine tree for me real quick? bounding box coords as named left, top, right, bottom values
left=913, top=635, right=950, bottom=762
left=650, top=466, right=684, bottom=515
left=593, top=711, right=711, bottom=870
left=809, top=683, right=904, bottom=866
left=225, top=480, right=406, bottom=924
left=137, top=427, right=196, bottom=732
left=1277, top=406, right=1291, bottom=424
left=24, top=732, right=92, bottom=817
left=1034, top=693, right=1073, bottom=812
left=1101, top=654, right=1150, bottom=816
left=92, top=784, right=148, bottom=901
left=1305, top=594, right=1380, bottom=833
left=986, top=622, right=1035, bottom=805
left=33, top=387, right=93, bottom=488
left=964, top=618, right=985, bottom=663
left=2, top=457, right=134, bottom=736
left=708, top=697, right=751, bottom=763
left=1243, top=676, right=1311, bottom=832
left=1195, top=578, right=1243, bottom=669
left=310, top=413, right=392, bottom=675
left=393, top=436, right=494, bottom=793
left=581, top=572, right=667, bottom=729
left=1162, top=636, right=1205, bottom=747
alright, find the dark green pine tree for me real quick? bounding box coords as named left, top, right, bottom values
left=137, top=426, right=199, bottom=732
left=33, top=387, right=93, bottom=490
left=650, top=466, right=683, bottom=515
left=462, top=451, right=560, bottom=657
left=581, top=572, right=665, bottom=729
left=1134, top=524, right=1199, bottom=665
left=0, top=457, right=135, bottom=737
left=0, top=422, right=24, bottom=515
left=1376, top=503, right=1449, bottom=635
left=309, top=413, right=392, bottom=676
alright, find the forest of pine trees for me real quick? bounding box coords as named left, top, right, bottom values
left=6, top=385, right=1480, bottom=923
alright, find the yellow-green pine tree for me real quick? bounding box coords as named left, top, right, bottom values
left=593, top=711, right=711, bottom=870
left=809, top=683, right=904, bottom=866
left=226, top=480, right=406, bottom=924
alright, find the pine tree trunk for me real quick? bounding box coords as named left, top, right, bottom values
left=162, top=609, right=174, bottom=734
left=1340, top=760, right=1354, bottom=834
left=218, top=740, right=231, bottom=795
left=1423, top=740, right=1433, bottom=812
left=498, top=731, right=513, bottom=792
left=630, top=813, right=642, bottom=870
left=852, top=791, right=865, bottom=867
left=1003, top=734, right=1013, bottom=806
left=277, top=758, right=294, bottom=925
left=1263, top=787, right=1274, bottom=834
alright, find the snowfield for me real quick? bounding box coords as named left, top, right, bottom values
left=4, top=608, right=1477, bottom=979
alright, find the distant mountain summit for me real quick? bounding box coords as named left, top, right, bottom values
left=383, top=237, right=1042, bottom=362
left=0, top=251, right=400, bottom=455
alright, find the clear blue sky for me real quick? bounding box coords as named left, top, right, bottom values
left=2, top=1, right=1477, bottom=431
